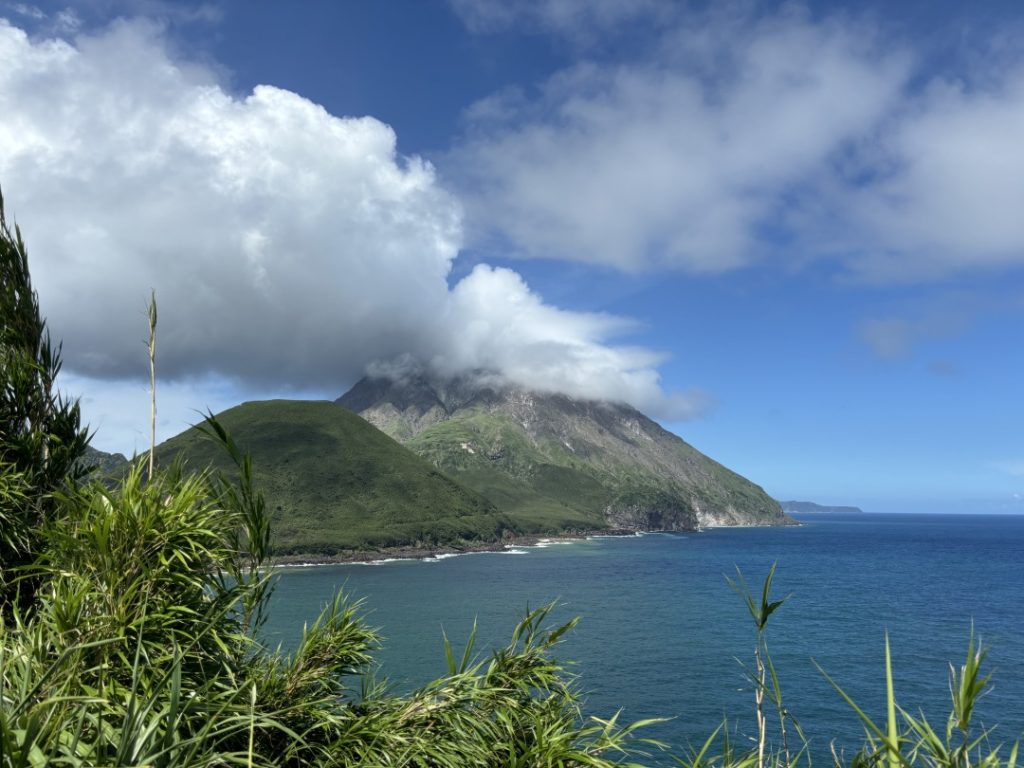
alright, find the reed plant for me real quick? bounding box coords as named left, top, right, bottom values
left=819, top=629, right=1019, bottom=768
left=673, top=566, right=1021, bottom=768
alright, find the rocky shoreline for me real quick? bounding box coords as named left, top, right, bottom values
left=266, top=529, right=633, bottom=567
left=265, top=518, right=800, bottom=568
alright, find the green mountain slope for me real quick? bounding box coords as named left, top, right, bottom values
left=156, top=400, right=513, bottom=555
left=338, top=373, right=788, bottom=532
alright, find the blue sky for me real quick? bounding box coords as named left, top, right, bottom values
left=1, top=0, right=1023, bottom=512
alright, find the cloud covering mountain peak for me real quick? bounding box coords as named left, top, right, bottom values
left=0, top=17, right=703, bottom=441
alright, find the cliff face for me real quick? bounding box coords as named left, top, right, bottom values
left=338, top=372, right=788, bottom=532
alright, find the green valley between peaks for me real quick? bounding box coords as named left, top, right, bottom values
left=154, top=374, right=790, bottom=559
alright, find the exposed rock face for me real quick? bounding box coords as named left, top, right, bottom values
left=603, top=496, right=698, bottom=532
left=79, top=445, right=129, bottom=477
left=338, top=371, right=788, bottom=532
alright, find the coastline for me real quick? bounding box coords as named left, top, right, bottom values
left=702, top=516, right=802, bottom=529
left=265, top=531, right=610, bottom=568
left=266, top=515, right=798, bottom=569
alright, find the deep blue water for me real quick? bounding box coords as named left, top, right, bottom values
left=262, top=514, right=1024, bottom=762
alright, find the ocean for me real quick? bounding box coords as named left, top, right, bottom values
left=261, top=513, right=1024, bottom=762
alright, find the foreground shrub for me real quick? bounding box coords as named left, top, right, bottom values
left=0, top=190, right=89, bottom=608
left=1, top=425, right=659, bottom=767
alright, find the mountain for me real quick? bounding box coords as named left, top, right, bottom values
left=779, top=500, right=864, bottom=514
left=338, top=372, right=787, bottom=532
left=80, top=445, right=129, bottom=476
left=155, top=400, right=513, bottom=555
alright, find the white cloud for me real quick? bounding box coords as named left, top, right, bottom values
left=452, top=7, right=1024, bottom=281
left=0, top=18, right=458, bottom=385
left=433, top=264, right=708, bottom=418
left=451, top=9, right=910, bottom=273
left=0, top=18, right=699, bottom=450
left=842, top=71, right=1024, bottom=280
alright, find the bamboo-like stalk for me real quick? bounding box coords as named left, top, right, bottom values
left=728, top=563, right=789, bottom=768
left=766, top=637, right=793, bottom=768
left=886, top=633, right=900, bottom=768
left=147, top=290, right=157, bottom=481
left=756, top=643, right=767, bottom=768
left=248, top=682, right=257, bottom=768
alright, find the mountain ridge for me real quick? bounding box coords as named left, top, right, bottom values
left=338, top=371, right=789, bottom=532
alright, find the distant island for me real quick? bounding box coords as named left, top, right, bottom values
left=779, top=500, right=864, bottom=514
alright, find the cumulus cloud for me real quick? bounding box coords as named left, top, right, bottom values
left=0, top=18, right=701, bottom=449
left=451, top=6, right=1024, bottom=280
left=0, top=18, right=460, bottom=385
left=451, top=8, right=910, bottom=273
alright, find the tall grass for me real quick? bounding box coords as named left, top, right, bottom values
left=2, top=420, right=668, bottom=766
left=684, top=566, right=1021, bottom=768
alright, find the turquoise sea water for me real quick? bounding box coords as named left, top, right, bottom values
left=262, top=513, right=1024, bottom=761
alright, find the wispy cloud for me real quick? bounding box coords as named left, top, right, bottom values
left=448, top=0, right=674, bottom=39
left=855, top=288, right=1020, bottom=361
left=996, top=461, right=1024, bottom=478
left=9, top=3, right=44, bottom=20
left=842, top=67, right=1024, bottom=281
left=5, top=2, right=82, bottom=34
left=450, top=6, right=1024, bottom=282
left=450, top=8, right=909, bottom=273
left=858, top=309, right=968, bottom=361
left=859, top=318, right=915, bottom=361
